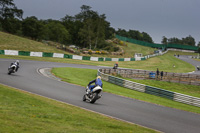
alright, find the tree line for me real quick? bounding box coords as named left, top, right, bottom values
left=162, top=36, right=200, bottom=47
left=0, top=0, right=156, bottom=51
left=0, top=1, right=117, bottom=50
left=115, top=28, right=154, bottom=43
left=0, top=0, right=199, bottom=51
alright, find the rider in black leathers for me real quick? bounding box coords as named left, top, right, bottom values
left=10, top=60, right=20, bottom=72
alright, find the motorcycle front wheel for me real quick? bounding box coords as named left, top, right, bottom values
left=8, top=70, right=12, bottom=75
left=83, top=94, right=86, bottom=101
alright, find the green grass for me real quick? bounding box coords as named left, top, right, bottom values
left=0, top=84, right=157, bottom=133
left=52, top=67, right=200, bottom=114
left=0, top=50, right=195, bottom=73
left=1, top=29, right=199, bottom=132
left=120, top=42, right=156, bottom=57
left=0, top=31, right=155, bottom=58
left=0, top=32, right=70, bottom=54
left=82, top=41, right=156, bottom=58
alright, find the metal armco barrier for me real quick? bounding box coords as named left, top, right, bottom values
left=98, top=69, right=200, bottom=107
left=102, top=68, right=200, bottom=86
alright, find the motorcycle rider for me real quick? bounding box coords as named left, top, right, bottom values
left=113, top=62, right=118, bottom=69
left=87, top=76, right=103, bottom=94
left=197, top=66, right=200, bottom=71
left=10, top=60, right=20, bottom=72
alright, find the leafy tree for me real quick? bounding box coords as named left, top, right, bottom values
left=197, top=47, right=200, bottom=54
left=134, top=30, right=143, bottom=41
left=116, top=28, right=128, bottom=37
left=142, top=32, right=153, bottom=43
left=3, top=17, right=22, bottom=34
left=161, top=36, right=168, bottom=44
left=78, top=18, right=95, bottom=49
left=93, top=14, right=106, bottom=49
left=75, top=5, right=98, bottom=21
left=182, top=35, right=195, bottom=46
left=61, top=14, right=83, bottom=45
left=117, top=29, right=154, bottom=43
left=127, top=30, right=136, bottom=39
left=77, top=5, right=107, bottom=49
left=164, top=35, right=196, bottom=46
left=0, top=0, right=23, bottom=19
left=0, top=0, right=23, bottom=33
left=198, top=42, right=200, bottom=47
left=104, top=22, right=115, bottom=39
left=22, top=16, right=44, bottom=40
left=167, top=37, right=182, bottom=44
left=45, top=21, right=70, bottom=44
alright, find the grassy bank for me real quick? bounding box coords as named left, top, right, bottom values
left=0, top=31, right=155, bottom=58
left=1, top=31, right=197, bottom=59
left=0, top=84, right=157, bottom=133
left=0, top=32, right=69, bottom=54
left=52, top=67, right=200, bottom=114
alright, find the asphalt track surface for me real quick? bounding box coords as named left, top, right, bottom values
left=0, top=58, right=200, bottom=133
left=177, top=55, right=200, bottom=74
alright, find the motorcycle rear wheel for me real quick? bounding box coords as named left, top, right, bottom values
left=90, top=92, right=98, bottom=104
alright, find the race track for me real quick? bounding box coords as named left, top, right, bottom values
left=177, top=55, right=200, bottom=74
left=0, top=58, right=200, bottom=133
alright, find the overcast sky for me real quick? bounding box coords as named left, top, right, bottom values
left=14, top=0, right=200, bottom=45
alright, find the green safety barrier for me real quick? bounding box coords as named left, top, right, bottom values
left=130, top=58, right=135, bottom=61
left=141, top=58, right=146, bottom=61
left=42, top=52, right=53, bottom=57
left=145, top=86, right=174, bottom=100
left=105, top=58, right=112, bottom=61
left=64, top=54, right=73, bottom=59
left=116, top=35, right=198, bottom=51
left=82, top=56, right=91, bottom=60
left=167, top=43, right=198, bottom=51
left=19, top=51, right=30, bottom=56
left=0, top=50, right=5, bottom=55
left=98, top=57, right=104, bottom=61
left=119, top=58, right=124, bottom=61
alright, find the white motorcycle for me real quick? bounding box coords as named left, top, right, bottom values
left=8, top=64, right=17, bottom=75
left=83, top=86, right=102, bottom=104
